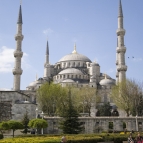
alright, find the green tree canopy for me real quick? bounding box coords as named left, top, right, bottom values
left=76, top=87, right=97, bottom=116
left=28, top=119, right=48, bottom=131
left=0, top=121, right=9, bottom=134
left=7, top=120, right=23, bottom=137
left=37, top=82, right=69, bottom=116
left=110, top=79, right=143, bottom=116
left=96, top=102, right=111, bottom=116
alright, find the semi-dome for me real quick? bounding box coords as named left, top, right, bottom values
left=100, top=78, right=115, bottom=86
left=58, top=68, right=83, bottom=75
left=59, top=53, right=91, bottom=62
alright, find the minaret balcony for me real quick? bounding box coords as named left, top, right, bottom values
left=12, top=68, right=23, bottom=75
left=116, top=47, right=126, bottom=53
left=117, top=65, right=127, bottom=72
left=116, top=28, right=125, bottom=36
left=14, top=51, right=23, bottom=57
left=116, top=60, right=118, bottom=65
left=15, top=34, right=24, bottom=40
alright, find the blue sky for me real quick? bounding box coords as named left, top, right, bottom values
left=0, top=0, right=143, bottom=90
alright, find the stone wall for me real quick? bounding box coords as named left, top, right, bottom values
left=44, top=117, right=143, bottom=134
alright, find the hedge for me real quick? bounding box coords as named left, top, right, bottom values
left=0, top=133, right=132, bottom=143
left=0, top=134, right=3, bottom=140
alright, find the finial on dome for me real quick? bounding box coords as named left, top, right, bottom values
left=72, top=43, right=77, bottom=54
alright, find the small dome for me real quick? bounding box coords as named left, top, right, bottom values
left=38, top=78, right=43, bottom=81
left=59, top=53, right=91, bottom=62
left=28, top=81, right=37, bottom=87
left=58, top=68, right=83, bottom=75
left=100, top=78, right=115, bottom=86
left=62, top=79, right=75, bottom=83
left=91, top=62, right=99, bottom=66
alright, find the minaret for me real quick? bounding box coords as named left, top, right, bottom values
left=45, top=40, right=49, bottom=65
left=12, top=4, right=24, bottom=91
left=44, top=40, right=50, bottom=78
left=116, top=0, right=127, bottom=83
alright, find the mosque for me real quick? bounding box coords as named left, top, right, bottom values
left=0, top=0, right=127, bottom=122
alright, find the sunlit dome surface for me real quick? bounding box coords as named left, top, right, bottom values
left=58, top=68, right=83, bottom=75
left=59, top=53, right=91, bottom=62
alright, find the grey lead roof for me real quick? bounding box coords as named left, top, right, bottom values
left=17, top=5, right=23, bottom=24
left=59, top=53, right=91, bottom=62
left=118, top=0, right=123, bottom=17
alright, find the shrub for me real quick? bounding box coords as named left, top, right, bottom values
left=0, top=134, right=3, bottom=139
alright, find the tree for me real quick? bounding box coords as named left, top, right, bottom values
left=60, top=89, right=83, bottom=134
left=96, top=102, right=111, bottom=116
left=0, top=121, right=9, bottom=134
left=21, top=111, right=30, bottom=134
left=28, top=119, right=48, bottom=134
left=37, top=82, right=69, bottom=116
left=110, top=79, right=143, bottom=116
left=137, top=96, right=143, bottom=116
left=7, top=120, right=23, bottom=137
left=76, top=87, right=97, bottom=116
left=108, top=122, right=113, bottom=129
left=123, top=122, right=126, bottom=129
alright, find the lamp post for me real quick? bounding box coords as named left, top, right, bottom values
left=35, top=107, right=38, bottom=119
left=136, top=115, right=138, bottom=132
left=41, top=111, right=44, bottom=134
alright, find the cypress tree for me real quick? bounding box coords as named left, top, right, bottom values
left=21, top=111, right=29, bottom=134
left=60, top=89, right=83, bottom=134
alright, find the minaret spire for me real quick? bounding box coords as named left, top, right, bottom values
left=43, top=40, right=51, bottom=79
left=46, top=40, right=49, bottom=55
left=116, top=0, right=127, bottom=83
left=17, top=4, right=23, bottom=24
left=118, top=0, right=123, bottom=17
left=13, top=4, right=24, bottom=90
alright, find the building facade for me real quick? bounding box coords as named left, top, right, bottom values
left=1, top=0, right=140, bottom=134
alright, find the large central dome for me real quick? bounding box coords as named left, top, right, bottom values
left=59, top=53, right=91, bottom=62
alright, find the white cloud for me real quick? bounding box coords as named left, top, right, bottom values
left=43, top=28, right=54, bottom=35
left=132, top=58, right=142, bottom=62
left=0, top=88, right=11, bottom=91
left=0, top=46, right=30, bottom=73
